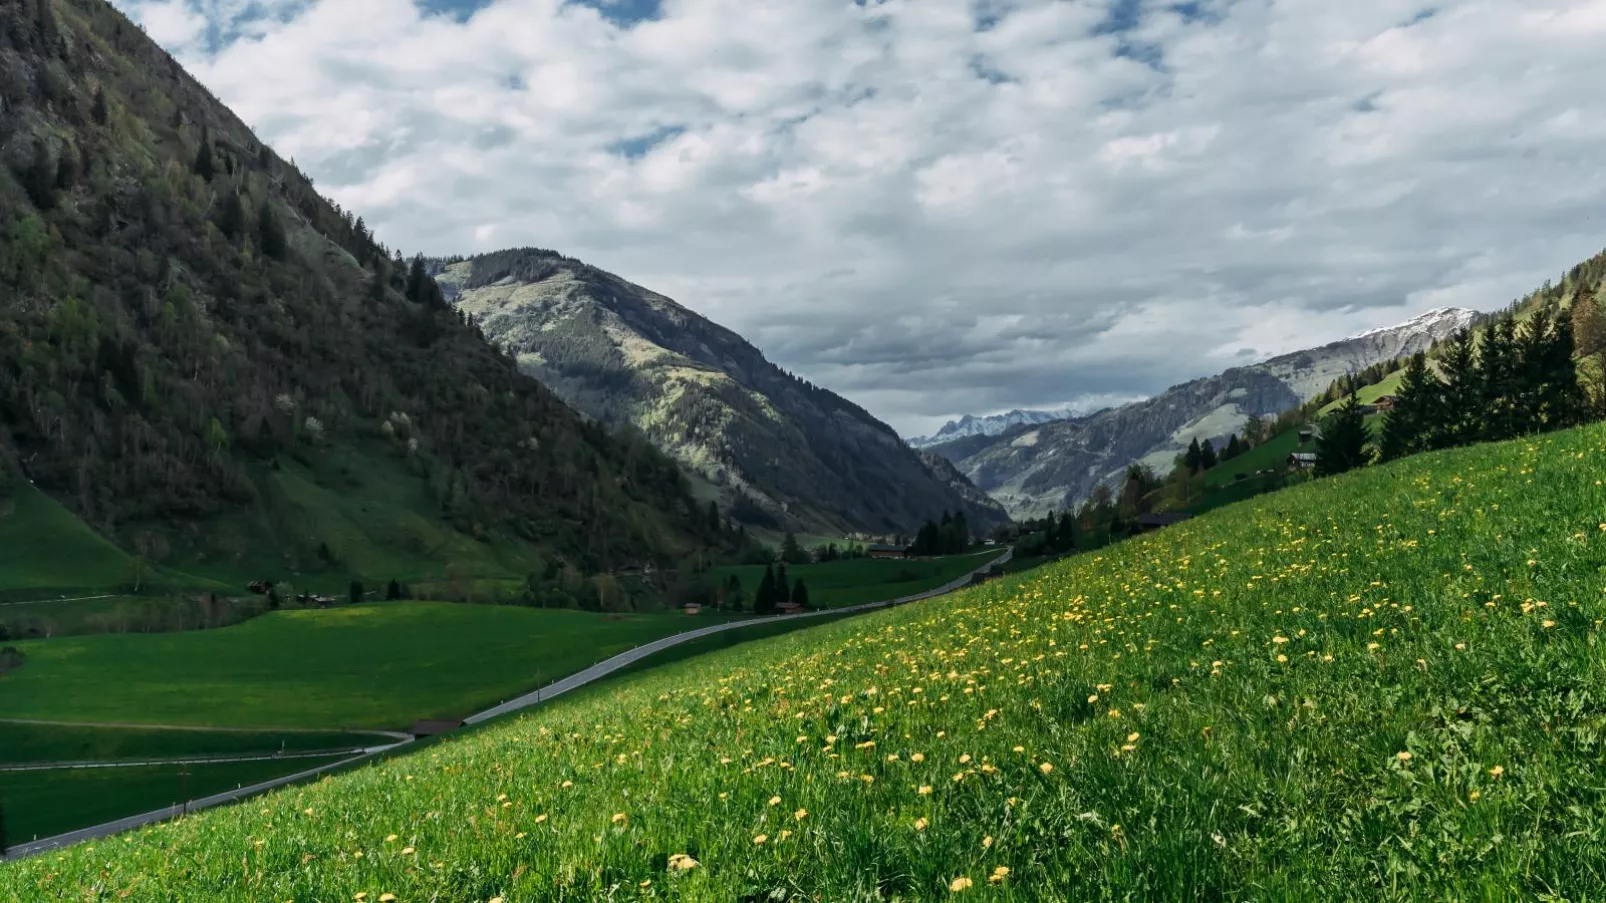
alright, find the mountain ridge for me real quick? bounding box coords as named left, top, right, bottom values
left=430, top=248, right=1012, bottom=537
left=0, top=0, right=718, bottom=581
left=933, top=306, right=1479, bottom=519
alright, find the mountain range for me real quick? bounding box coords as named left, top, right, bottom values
left=908, top=409, right=1074, bottom=449
left=926, top=307, right=1478, bottom=520
left=430, top=249, right=1011, bottom=538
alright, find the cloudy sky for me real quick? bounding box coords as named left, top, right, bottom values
left=120, top=0, right=1606, bottom=437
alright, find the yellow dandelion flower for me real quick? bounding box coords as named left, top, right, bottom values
left=1039, top=762, right=1054, bottom=774
left=989, top=866, right=1010, bottom=884
left=914, top=817, right=929, bottom=831
left=769, top=796, right=782, bottom=806
left=753, top=834, right=768, bottom=845
left=911, top=752, right=926, bottom=763
left=918, top=785, right=933, bottom=795
left=950, top=876, right=973, bottom=892
left=1489, top=765, right=1504, bottom=778
left=983, top=835, right=994, bottom=848
left=668, top=853, right=699, bottom=870
left=384, top=834, right=398, bottom=843
left=959, top=754, right=972, bottom=764
left=1396, top=751, right=1412, bottom=762
left=779, top=829, right=792, bottom=840
left=795, top=808, right=808, bottom=820
left=400, top=847, right=415, bottom=855
left=380, top=895, right=397, bottom=902
left=611, top=813, right=627, bottom=824
left=534, top=814, right=548, bottom=824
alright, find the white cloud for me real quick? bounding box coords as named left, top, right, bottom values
left=116, top=0, right=1606, bottom=437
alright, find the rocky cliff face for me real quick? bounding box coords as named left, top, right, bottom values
left=432, top=249, right=1012, bottom=536
left=932, top=307, right=1477, bottom=519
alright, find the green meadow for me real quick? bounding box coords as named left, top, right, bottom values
left=0, top=757, right=349, bottom=844
left=0, top=603, right=733, bottom=730
left=0, top=723, right=377, bottom=764
left=9, top=423, right=1606, bottom=897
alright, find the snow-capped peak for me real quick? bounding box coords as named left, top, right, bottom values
left=1346, top=307, right=1478, bottom=342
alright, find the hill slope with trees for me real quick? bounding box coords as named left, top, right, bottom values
left=0, top=0, right=722, bottom=582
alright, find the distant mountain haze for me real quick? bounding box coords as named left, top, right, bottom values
left=928, top=307, right=1478, bottom=520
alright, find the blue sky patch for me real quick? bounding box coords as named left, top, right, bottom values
left=609, top=125, right=685, bottom=159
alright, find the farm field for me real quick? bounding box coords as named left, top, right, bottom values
left=0, top=722, right=379, bottom=765
left=708, top=549, right=1005, bottom=610
left=0, top=757, right=348, bottom=844
left=8, top=424, right=1606, bottom=897
left=0, top=603, right=741, bottom=730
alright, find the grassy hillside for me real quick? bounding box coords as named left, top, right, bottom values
left=0, top=603, right=739, bottom=730
left=10, top=423, right=1606, bottom=896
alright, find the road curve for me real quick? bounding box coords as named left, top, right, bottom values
left=3, top=549, right=1010, bottom=861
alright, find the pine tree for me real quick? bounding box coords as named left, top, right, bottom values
left=1057, top=511, right=1076, bottom=552
left=1538, top=309, right=1587, bottom=429
left=219, top=192, right=245, bottom=240
left=1184, top=437, right=1203, bottom=474
left=349, top=580, right=364, bottom=605
left=386, top=579, right=401, bottom=600
left=92, top=87, right=109, bottom=125
left=193, top=127, right=215, bottom=181
left=1436, top=328, right=1480, bottom=448
left=1479, top=317, right=1521, bottom=441
left=791, top=578, right=809, bottom=609
left=406, top=255, right=428, bottom=304
left=1315, top=381, right=1372, bottom=477
left=258, top=200, right=287, bottom=261
left=776, top=561, right=790, bottom=604
left=1199, top=439, right=1218, bottom=470
left=756, top=565, right=777, bottom=615
left=21, top=139, right=56, bottom=209
left=1379, top=352, right=1440, bottom=461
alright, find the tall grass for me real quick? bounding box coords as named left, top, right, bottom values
left=8, top=425, right=1606, bottom=899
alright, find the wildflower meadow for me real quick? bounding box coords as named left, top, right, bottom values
left=8, top=424, right=1606, bottom=900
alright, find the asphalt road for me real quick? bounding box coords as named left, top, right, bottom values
left=2, top=548, right=1010, bottom=860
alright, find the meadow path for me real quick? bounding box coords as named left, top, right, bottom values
left=2, top=548, right=1009, bottom=861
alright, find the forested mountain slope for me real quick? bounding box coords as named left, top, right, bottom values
left=0, top=0, right=718, bottom=580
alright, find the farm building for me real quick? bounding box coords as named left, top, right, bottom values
left=1289, top=452, right=1318, bottom=471
left=867, top=544, right=907, bottom=560
left=1375, top=395, right=1400, bottom=411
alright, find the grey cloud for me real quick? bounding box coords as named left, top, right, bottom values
left=121, top=0, right=1606, bottom=436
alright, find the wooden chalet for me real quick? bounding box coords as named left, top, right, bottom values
left=867, top=543, right=907, bottom=560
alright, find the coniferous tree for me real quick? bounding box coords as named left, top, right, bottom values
left=1572, top=285, right=1606, bottom=412
left=1315, top=380, right=1371, bottom=477
left=386, top=579, right=402, bottom=600
left=1436, top=329, right=1480, bottom=448
left=348, top=580, right=364, bottom=605
left=1183, top=437, right=1203, bottom=474
left=756, top=564, right=777, bottom=615
left=1538, top=309, right=1587, bottom=429
left=21, top=139, right=55, bottom=209
left=193, top=127, right=215, bottom=181
left=258, top=200, right=287, bottom=261
left=1379, top=352, right=1440, bottom=461
left=1057, top=511, right=1076, bottom=552
left=1479, top=317, right=1521, bottom=441
left=1199, top=439, right=1218, bottom=470
left=791, top=578, right=809, bottom=609
left=92, top=86, right=109, bottom=125
left=219, top=192, right=245, bottom=240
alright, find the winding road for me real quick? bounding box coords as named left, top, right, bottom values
left=2, top=548, right=1009, bottom=861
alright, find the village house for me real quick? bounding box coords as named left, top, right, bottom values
left=1288, top=451, right=1318, bottom=471
left=867, top=543, right=907, bottom=560
left=1374, top=395, right=1400, bottom=411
